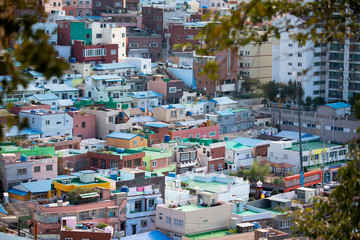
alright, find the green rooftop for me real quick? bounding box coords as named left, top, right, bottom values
left=54, top=177, right=108, bottom=186
left=182, top=180, right=228, bottom=192
left=175, top=204, right=208, bottom=212
left=152, top=164, right=176, bottom=174
left=287, top=141, right=342, bottom=152
left=181, top=138, right=223, bottom=146
left=235, top=210, right=259, bottom=216
left=263, top=208, right=286, bottom=217
left=133, top=147, right=172, bottom=159
left=0, top=145, right=55, bottom=156
left=184, top=229, right=239, bottom=239
left=226, top=141, right=252, bottom=150
left=307, top=160, right=349, bottom=171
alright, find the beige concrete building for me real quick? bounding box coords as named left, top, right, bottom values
left=155, top=191, right=234, bottom=239
left=84, top=108, right=132, bottom=140
left=238, top=34, right=273, bottom=83
left=153, top=104, right=187, bottom=123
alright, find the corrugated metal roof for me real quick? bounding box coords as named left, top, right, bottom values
left=18, top=180, right=53, bottom=193
left=274, top=131, right=320, bottom=142
left=144, top=122, right=169, bottom=128
left=232, top=137, right=264, bottom=147
left=30, top=94, right=60, bottom=101
left=107, top=132, right=139, bottom=140
left=0, top=232, right=27, bottom=239
left=8, top=189, right=28, bottom=196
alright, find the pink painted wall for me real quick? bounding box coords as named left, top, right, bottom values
left=68, top=111, right=96, bottom=139
left=169, top=125, right=220, bottom=140
left=32, top=156, right=58, bottom=181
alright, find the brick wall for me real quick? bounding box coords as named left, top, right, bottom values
left=72, top=40, right=118, bottom=65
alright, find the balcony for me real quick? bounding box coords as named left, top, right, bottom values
left=177, top=160, right=197, bottom=168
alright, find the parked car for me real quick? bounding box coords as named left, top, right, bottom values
left=328, top=181, right=340, bottom=189
left=180, top=64, right=192, bottom=69
left=323, top=185, right=330, bottom=191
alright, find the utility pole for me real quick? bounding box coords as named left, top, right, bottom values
left=297, top=81, right=304, bottom=187
left=277, top=84, right=283, bottom=131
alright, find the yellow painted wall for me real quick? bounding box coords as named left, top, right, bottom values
left=53, top=180, right=110, bottom=196
left=107, top=136, right=147, bottom=149
left=9, top=192, right=31, bottom=202
left=311, top=148, right=327, bottom=165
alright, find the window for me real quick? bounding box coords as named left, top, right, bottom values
left=45, top=120, right=50, bottom=125
left=196, top=133, right=200, bottom=138
left=111, top=49, right=116, bottom=55
left=141, top=220, right=147, bottom=227
left=34, top=166, right=41, bottom=172
left=180, top=153, right=190, bottom=161
left=135, top=200, right=142, bottom=212
left=218, top=163, right=222, bottom=169
left=149, top=42, right=158, bottom=47
left=129, top=43, right=138, bottom=48
left=46, top=165, right=53, bottom=171
left=65, top=238, right=73, bottom=240
left=96, top=34, right=102, bottom=38
left=56, top=121, right=61, bottom=125
left=85, top=34, right=91, bottom=39
left=209, top=164, right=214, bottom=171
left=83, top=48, right=106, bottom=57
left=148, top=199, right=155, bottom=207
left=280, top=221, right=291, bottom=228
left=298, top=62, right=302, bottom=66
left=306, top=123, right=316, bottom=128
left=134, top=158, right=141, bottom=166
left=159, top=212, right=163, bottom=220
left=179, top=110, right=184, bottom=115
left=92, top=158, right=98, bottom=166
left=169, top=87, right=177, bottom=93
left=18, top=168, right=27, bottom=175
left=298, top=53, right=302, bottom=57
left=166, top=216, right=171, bottom=224
left=133, top=140, right=138, bottom=146
left=115, top=2, right=122, bottom=6
left=96, top=1, right=101, bottom=6
left=82, top=122, right=86, bottom=128
left=302, top=156, right=308, bottom=162
left=79, top=211, right=90, bottom=221
left=152, top=161, right=157, bottom=167
left=186, top=35, right=194, bottom=39
left=209, top=131, right=216, bottom=137
left=174, top=218, right=184, bottom=226
left=109, top=116, right=113, bottom=122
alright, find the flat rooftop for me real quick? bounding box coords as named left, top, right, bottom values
left=263, top=208, right=285, bottom=217
left=54, top=178, right=108, bottom=186
left=287, top=141, right=341, bottom=151
left=235, top=210, right=259, bottom=216
left=184, top=229, right=254, bottom=240
left=182, top=180, right=228, bottom=192
left=175, top=204, right=208, bottom=212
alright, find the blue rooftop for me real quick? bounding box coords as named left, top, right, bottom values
left=6, top=127, right=43, bottom=137
left=210, top=97, right=237, bottom=105
left=94, top=63, right=136, bottom=70
left=160, top=104, right=186, bottom=109
left=216, top=109, right=235, bottom=116
left=28, top=71, right=43, bottom=77
left=274, top=131, right=320, bottom=142
left=131, top=116, right=158, bottom=123
left=144, top=122, right=169, bottom=128
left=132, top=90, right=163, bottom=99
left=19, top=180, right=53, bottom=193
left=325, top=102, right=352, bottom=109
left=107, top=132, right=140, bottom=140
left=8, top=189, right=28, bottom=196
left=232, top=137, right=264, bottom=147
left=29, top=94, right=60, bottom=101
left=90, top=75, right=125, bottom=81
left=121, top=230, right=170, bottom=240
left=0, top=204, right=8, bottom=215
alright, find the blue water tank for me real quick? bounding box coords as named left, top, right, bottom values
left=70, top=57, right=76, bottom=63
left=116, top=148, right=124, bottom=153
left=70, top=107, right=77, bottom=111
left=164, top=134, right=170, bottom=143
left=224, top=136, right=229, bottom=141
left=168, top=105, right=173, bottom=109
left=30, top=110, right=36, bottom=113
left=253, top=222, right=260, bottom=229
left=20, top=155, right=27, bottom=162
left=189, top=112, right=192, bottom=116
left=120, top=186, right=129, bottom=192
left=119, top=112, right=125, bottom=118
left=110, top=173, right=118, bottom=180
left=140, top=107, right=145, bottom=112
left=168, top=172, right=176, bottom=178
left=68, top=137, right=73, bottom=140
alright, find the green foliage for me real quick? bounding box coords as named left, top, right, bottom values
left=312, top=97, right=325, bottom=106
left=97, top=223, right=109, bottom=229
left=236, top=160, right=271, bottom=182
left=272, top=177, right=284, bottom=186
left=271, top=188, right=279, bottom=196
left=248, top=197, right=255, bottom=202
left=304, top=96, right=312, bottom=107
left=262, top=81, right=278, bottom=102
left=241, top=77, right=261, bottom=95
left=68, top=187, right=98, bottom=203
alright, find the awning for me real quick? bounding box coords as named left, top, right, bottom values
left=79, top=192, right=99, bottom=199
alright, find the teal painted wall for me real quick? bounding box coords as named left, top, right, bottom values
left=70, top=22, right=92, bottom=45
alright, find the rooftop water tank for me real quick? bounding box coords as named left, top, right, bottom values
left=168, top=172, right=176, bottom=178
left=70, top=57, right=76, bottom=63
left=116, top=148, right=124, bottom=153
left=110, top=173, right=118, bottom=180
left=156, top=197, right=163, bottom=205
left=120, top=186, right=129, bottom=192
left=164, top=134, right=170, bottom=143
left=119, top=112, right=125, bottom=118
left=20, top=154, right=27, bottom=162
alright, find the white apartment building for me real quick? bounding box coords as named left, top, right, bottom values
left=91, top=23, right=127, bottom=60
left=19, top=109, right=73, bottom=138
left=273, top=14, right=360, bottom=102
left=84, top=74, right=132, bottom=104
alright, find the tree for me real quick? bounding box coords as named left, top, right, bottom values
left=271, top=188, right=279, bottom=196
left=262, top=80, right=278, bottom=102
left=304, top=96, right=312, bottom=107
left=313, top=96, right=325, bottom=106
left=0, top=0, right=67, bottom=140
left=241, top=77, right=261, bottom=96
left=236, top=160, right=271, bottom=182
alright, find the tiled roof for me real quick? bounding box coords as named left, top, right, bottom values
left=107, top=132, right=140, bottom=140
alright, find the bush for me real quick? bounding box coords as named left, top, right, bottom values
left=97, top=223, right=109, bottom=229
left=271, top=188, right=279, bottom=196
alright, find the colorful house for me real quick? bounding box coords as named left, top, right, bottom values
left=52, top=170, right=110, bottom=197
left=8, top=180, right=55, bottom=202
left=133, top=147, right=174, bottom=173
left=107, top=132, right=147, bottom=149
